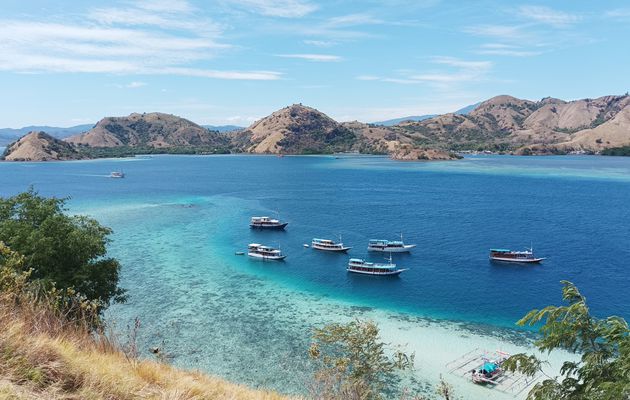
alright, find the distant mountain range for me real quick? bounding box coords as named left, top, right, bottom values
left=371, top=103, right=480, bottom=126
left=0, top=124, right=93, bottom=146
left=203, top=125, right=245, bottom=133
left=3, top=94, right=630, bottom=161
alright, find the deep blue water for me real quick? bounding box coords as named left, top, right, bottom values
left=1, top=155, right=629, bottom=325
left=1, top=154, right=629, bottom=394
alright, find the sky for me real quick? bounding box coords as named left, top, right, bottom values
left=1, top=0, right=629, bottom=127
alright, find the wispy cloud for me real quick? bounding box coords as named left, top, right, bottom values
left=276, top=53, right=342, bottom=62
left=221, top=0, right=317, bottom=17
left=0, top=1, right=282, bottom=80
left=303, top=39, right=338, bottom=47
left=326, top=14, right=383, bottom=27
left=605, top=8, right=630, bottom=20
left=464, top=24, right=529, bottom=41
left=518, top=5, right=581, bottom=27
left=476, top=43, right=542, bottom=57
left=356, top=56, right=492, bottom=88
left=117, top=81, right=147, bottom=89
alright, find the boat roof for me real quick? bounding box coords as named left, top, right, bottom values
left=248, top=243, right=262, bottom=247
left=369, top=239, right=387, bottom=243
left=349, top=258, right=364, bottom=262
left=313, top=238, right=333, bottom=242
left=490, top=248, right=512, bottom=252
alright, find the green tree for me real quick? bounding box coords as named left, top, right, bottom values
left=503, top=281, right=630, bottom=400
left=0, top=189, right=125, bottom=312
left=308, top=319, right=415, bottom=400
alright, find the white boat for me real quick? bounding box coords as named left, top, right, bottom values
left=311, top=237, right=351, bottom=252
left=489, top=247, right=545, bottom=263
left=247, top=243, right=286, bottom=261
left=110, top=171, right=125, bottom=178
left=347, top=255, right=407, bottom=276
left=249, top=216, right=288, bottom=230
left=368, top=234, right=415, bottom=253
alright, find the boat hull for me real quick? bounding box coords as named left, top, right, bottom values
left=367, top=244, right=415, bottom=253
left=347, top=268, right=406, bottom=276
left=250, top=222, right=288, bottom=230
left=312, top=245, right=351, bottom=252
left=248, top=253, right=286, bottom=261
left=490, top=257, right=545, bottom=263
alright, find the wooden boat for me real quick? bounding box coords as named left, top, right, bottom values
left=368, top=234, right=415, bottom=253
left=489, top=247, right=545, bottom=263
left=249, top=216, right=288, bottom=230
left=247, top=244, right=286, bottom=261
left=347, top=255, right=407, bottom=276
left=312, top=237, right=351, bottom=252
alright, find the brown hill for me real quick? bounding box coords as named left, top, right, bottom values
left=66, top=112, right=228, bottom=149
left=395, top=94, right=630, bottom=153
left=235, top=104, right=357, bottom=154
left=2, top=131, right=82, bottom=161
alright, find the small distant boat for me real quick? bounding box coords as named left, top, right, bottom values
left=235, top=251, right=245, bottom=255
left=312, top=237, right=351, bottom=252
left=347, top=254, right=407, bottom=276
left=489, top=247, right=545, bottom=263
left=303, top=244, right=310, bottom=248
left=110, top=171, right=125, bottom=178
left=249, top=216, right=288, bottom=230
left=368, top=234, right=415, bottom=253
left=247, top=243, right=286, bottom=261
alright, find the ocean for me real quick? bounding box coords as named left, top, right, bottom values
left=1, top=154, right=629, bottom=398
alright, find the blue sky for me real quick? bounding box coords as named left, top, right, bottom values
left=1, top=0, right=629, bottom=127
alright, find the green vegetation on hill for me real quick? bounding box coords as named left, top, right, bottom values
left=75, top=144, right=231, bottom=158
left=0, top=189, right=124, bottom=317
left=504, top=281, right=630, bottom=400
left=601, top=146, right=630, bottom=156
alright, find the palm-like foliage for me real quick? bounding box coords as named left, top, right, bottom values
left=503, top=281, right=630, bottom=400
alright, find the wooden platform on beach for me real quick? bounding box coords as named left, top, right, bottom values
left=446, top=348, right=543, bottom=397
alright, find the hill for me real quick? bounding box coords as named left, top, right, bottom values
left=395, top=94, right=630, bottom=153
left=0, top=281, right=290, bottom=400
left=371, top=114, right=436, bottom=127
left=204, top=124, right=245, bottom=132
left=66, top=112, right=229, bottom=151
left=2, top=131, right=83, bottom=161
left=234, top=104, right=358, bottom=154
left=0, top=124, right=92, bottom=146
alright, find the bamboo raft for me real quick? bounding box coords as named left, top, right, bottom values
left=445, top=348, right=543, bottom=397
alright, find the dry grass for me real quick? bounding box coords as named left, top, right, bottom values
left=0, top=293, right=293, bottom=400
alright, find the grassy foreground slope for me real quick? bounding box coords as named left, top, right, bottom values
left=0, top=295, right=291, bottom=400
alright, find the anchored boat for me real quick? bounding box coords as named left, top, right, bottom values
left=489, top=247, right=545, bottom=263
left=109, top=171, right=125, bottom=178
left=247, top=244, right=286, bottom=261
left=368, top=234, right=415, bottom=253
left=347, top=255, right=407, bottom=276
left=249, top=216, right=288, bottom=230
left=311, top=237, right=351, bottom=252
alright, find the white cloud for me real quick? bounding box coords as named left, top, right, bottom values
left=0, top=2, right=282, bottom=80
left=222, top=0, right=317, bottom=17
left=303, top=40, right=337, bottom=47
left=326, top=14, right=383, bottom=27
left=118, top=81, right=147, bottom=89
left=476, top=44, right=542, bottom=57
left=464, top=24, right=528, bottom=41
left=518, top=5, right=581, bottom=27
left=356, top=56, right=492, bottom=87
left=605, top=8, right=630, bottom=19
left=276, top=54, right=342, bottom=62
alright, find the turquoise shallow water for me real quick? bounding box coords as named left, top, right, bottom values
left=1, top=154, right=629, bottom=397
